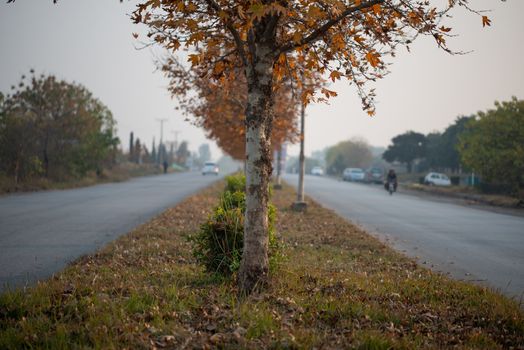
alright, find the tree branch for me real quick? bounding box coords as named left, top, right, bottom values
left=203, top=0, right=248, bottom=66
left=277, top=0, right=385, bottom=56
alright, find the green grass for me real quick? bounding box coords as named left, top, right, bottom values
left=0, top=181, right=522, bottom=349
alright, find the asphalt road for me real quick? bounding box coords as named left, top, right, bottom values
left=284, top=174, right=524, bottom=300
left=0, top=171, right=222, bottom=292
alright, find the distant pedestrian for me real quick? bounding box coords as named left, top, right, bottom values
left=163, top=161, right=168, bottom=174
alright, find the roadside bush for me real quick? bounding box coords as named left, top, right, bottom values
left=191, top=174, right=281, bottom=276
left=225, top=173, right=245, bottom=193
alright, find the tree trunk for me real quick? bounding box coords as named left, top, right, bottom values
left=238, top=42, right=275, bottom=294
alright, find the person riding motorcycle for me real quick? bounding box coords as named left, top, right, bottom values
left=385, top=169, right=398, bottom=192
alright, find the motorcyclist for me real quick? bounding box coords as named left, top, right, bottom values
left=385, top=169, right=398, bottom=192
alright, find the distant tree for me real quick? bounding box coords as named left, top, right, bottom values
left=158, top=143, right=168, bottom=164
left=383, top=131, right=426, bottom=173
left=175, top=141, right=190, bottom=166
left=173, top=68, right=299, bottom=160
left=198, top=144, right=211, bottom=163
left=129, top=132, right=134, bottom=162
left=151, top=138, right=157, bottom=164
left=0, top=71, right=118, bottom=182
left=134, top=138, right=142, bottom=164
left=325, top=139, right=373, bottom=175
left=424, top=132, right=443, bottom=171
left=438, top=116, right=474, bottom=172
left=458, top=98, right=524, bottom=195
left=142, top=145, right=152, bottom=163
left=310, top=149, right=327, bottom=167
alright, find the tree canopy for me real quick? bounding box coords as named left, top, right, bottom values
left=175, top=68, right=299, bottom=160
left=133, top=0, right=488, bottom=113
left=325, top=139, right=373, bottom=175
left=425, top=116, right=473, bottom=172
left=0, top=72, right=118, bottom=182
left=458, top=98, right=524, bottom=195
left=382, top=131, right=426, bottom=173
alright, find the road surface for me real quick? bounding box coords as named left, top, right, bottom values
left=0, top=171, right=221, bottom=292
left=284, top=174, right=524, bottom=300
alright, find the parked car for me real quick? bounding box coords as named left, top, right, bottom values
left=311, top=166, right=324, bottom=176
left=343, top=168, right=365, bottom=182
left=202, top=162, right=219, bottom=175
left=424, top=172, right=451, bottom=186
left=365, top=167, right=384, bottom=184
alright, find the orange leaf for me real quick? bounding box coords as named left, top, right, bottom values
left=329, top=71, right=342, bottom=82
left=482, top=15, right=491, bottom=27
left=372, top=4, right=381, bottom=15
left=365, top=51, right=381, bottom=68
left=188, top=54, right=200, bottom=66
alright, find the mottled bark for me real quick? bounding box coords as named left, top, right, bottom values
left=238, top=35, right=275, bottom=293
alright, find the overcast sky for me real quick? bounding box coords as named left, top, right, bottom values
left=1, top=0, right=523, bottom=159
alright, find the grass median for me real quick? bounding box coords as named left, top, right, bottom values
left=1, top=180, right=523, bottom=349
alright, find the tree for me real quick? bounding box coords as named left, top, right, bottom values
left=325, top=139, right=373, bottom=175
left=383, top=131, right=426, bottom=173
left=424, top=131, right=443, bottom=171
left=438, top=116, right=473, bottom=172
left=133, top=0, right=488, bottom=292
left=0, top=71, right=118, bottom=182
left=134, top=138, right=142, bottom=164
left=167, top=65, right=299, bottom=160
left=175, top=141, right=190, bottom=166
left=129, top=131, right=134, bottom=162
left=458, top=98, right=524, bottom=195
left=151, top=138, right=157, bottom=163
left=198, top=143, right=212, bottom=163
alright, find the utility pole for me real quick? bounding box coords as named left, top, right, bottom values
left=156, top=118, right=168, bottom=164
left=171, top=130, right=180, bottom=149
left=292, top=101, right=307, bottom=211
left=274, top=145, right=283, bottom=190
left=156, top=118, right=168, bottom=145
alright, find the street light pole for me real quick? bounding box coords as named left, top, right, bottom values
left=156, top=118, right=168, bottom=164
left=293, top=101, right=307, bottom=211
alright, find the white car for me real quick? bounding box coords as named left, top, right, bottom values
left=311, top=166, right=324, bottom=176
left=202, top=162, right=219, bottom=175
left=343, top=168, right=365, bottom=182
left=424, top=172, right=451, bottom=186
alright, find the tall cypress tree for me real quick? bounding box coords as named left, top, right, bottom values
left=129, top=132, right=134, bottom=161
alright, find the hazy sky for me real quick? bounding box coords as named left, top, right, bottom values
left=1, top=0, right=523, bottom=158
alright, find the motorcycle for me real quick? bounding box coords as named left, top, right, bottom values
left=385, top=180, right=396, bottom=195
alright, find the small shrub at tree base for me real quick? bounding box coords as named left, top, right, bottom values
left=225, top=173, right=246, bottom=193
left=191, top=174, right=281, bottom=276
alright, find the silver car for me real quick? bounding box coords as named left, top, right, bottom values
left=202, top=162, right=219, bottom=175
left=343, top=168, right=365, bottom=182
